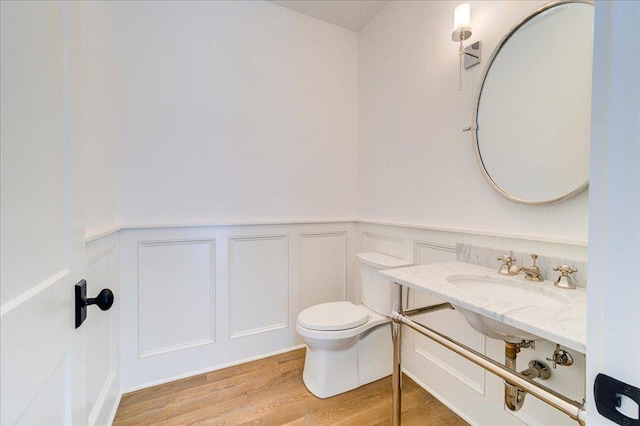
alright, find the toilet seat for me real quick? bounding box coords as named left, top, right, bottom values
left=297, top=301, right=369, bottom=331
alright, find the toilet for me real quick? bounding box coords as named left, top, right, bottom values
left=296, top=252, right=412, bottom=398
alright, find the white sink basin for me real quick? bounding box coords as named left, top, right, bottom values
left=446, top=275, right=570, bottom=342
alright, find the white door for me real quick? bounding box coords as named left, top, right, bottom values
left=1, top=2, right=88, bottom=424
left=587, top=0, right=640, bottom=424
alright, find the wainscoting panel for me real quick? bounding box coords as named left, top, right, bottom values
left=120, top=223, right=356, bottom=391
left=299, top=232, right=347, bottom=312
left=228, top=235, right=289, bottom=339
left=86, top=244, right=117, bottom=424
left=414, top=241, right=456, bottom=263
left=85, top=231, right=121, bottom=426
left=410, top=240, right=486, bottom=395
left=411, top=241, right=457, bottom=308
left=114, top=220, right=588, bottom=426
left=138, top=239, right=215, bottom=357
left=412, top=312, right=487, bottom=395
left=361, top=231, right=404, bottom=259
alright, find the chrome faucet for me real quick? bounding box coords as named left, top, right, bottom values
left=510, top=254, right=544, bottom=282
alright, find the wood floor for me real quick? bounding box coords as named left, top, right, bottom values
left=114, top=348, right=468, bottom=425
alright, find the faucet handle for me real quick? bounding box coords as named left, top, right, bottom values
left=553, top=265, right=577, bottom=289
left=497, top=255, right=515, bottom=275
left=553, top=265, right=578, bottom=274
left=530, top=254, right=538, bottom=267
left=497, top=255, right=515, bottom=264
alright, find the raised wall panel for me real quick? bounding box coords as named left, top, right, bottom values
left=299, top=232, right=347, bottom=312
left=411, top=241, right=486, bottom=395
left=86, top=245, right=116, bottom=423
left=414, top=241, right=456, bottom=263
left=411, top=241, right=457, bottom=307
left=138, top=239, right=215, bottom=357
left=412, top=312, right=487, bottom=395
left=362, top=232, right=404, bottom=258
left=229, top=235, right=289, bottom=339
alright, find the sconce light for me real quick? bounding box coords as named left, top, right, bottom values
left=451, top=3, right=481, bottom=90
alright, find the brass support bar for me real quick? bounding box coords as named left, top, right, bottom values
left=391, top=310, right=586, bottom=425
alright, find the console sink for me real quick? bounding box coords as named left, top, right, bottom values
left=446, top=275, right=570, bottom=342
left=380, top=261, right=587, bottom=353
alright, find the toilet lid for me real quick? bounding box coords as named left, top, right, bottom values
left=298, top=301, right=369, bottom=331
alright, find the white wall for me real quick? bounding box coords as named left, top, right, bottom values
left=358, top=0, right=589, bottom=243
left=114, top=1, right=358, bottom=227
left=81, top=2, right=119, bottom=238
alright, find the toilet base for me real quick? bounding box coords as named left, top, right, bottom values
left=302, top=322, right=392, bottom=399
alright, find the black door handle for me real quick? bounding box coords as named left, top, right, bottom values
left=75, top=280, right=114, bottom=328
left=86, top=288, right=114, bottom=311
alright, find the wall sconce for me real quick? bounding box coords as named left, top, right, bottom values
left=451, top=3, right=481, bottom=91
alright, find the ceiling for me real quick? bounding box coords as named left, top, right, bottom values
left=267, top=1, right=390, bottom=32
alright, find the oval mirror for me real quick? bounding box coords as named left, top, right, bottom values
left=474, top=1, right=594, bottom=204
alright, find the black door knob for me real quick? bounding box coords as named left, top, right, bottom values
left=86, top=288, right=114, bottom=311
left=75, top=280, right=115, bottom=328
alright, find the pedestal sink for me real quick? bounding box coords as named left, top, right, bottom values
left=446, top=274, right=570, bottom=342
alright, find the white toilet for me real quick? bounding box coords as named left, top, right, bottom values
left=296, top=252, right=412, bottom=398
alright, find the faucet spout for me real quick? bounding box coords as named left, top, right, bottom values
left=511, top=265, right=544, bottom=282
left=509, top=254, right=544, bottom=282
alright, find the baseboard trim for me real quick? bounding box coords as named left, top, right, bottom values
left=122, top=344, right=306, bottom=394
left=89, top=370, right=115, bottom=426
left=106, top=391, right=122, bottom=426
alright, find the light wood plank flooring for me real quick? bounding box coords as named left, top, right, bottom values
left=114, top=348, right=468, bottom=425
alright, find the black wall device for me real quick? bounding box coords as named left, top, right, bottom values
left=594, top=373, right=640, bottom=426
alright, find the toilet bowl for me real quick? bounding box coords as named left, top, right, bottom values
left=296, top=253, right=412, bottom=398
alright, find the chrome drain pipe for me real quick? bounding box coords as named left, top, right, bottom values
left=391, top=282, right=586, bottom=426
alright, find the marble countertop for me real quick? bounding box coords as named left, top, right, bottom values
left=381, top=261, right=586, bottom=353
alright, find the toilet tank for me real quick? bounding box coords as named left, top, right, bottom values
left=356, top=253, right=412, bottom=316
